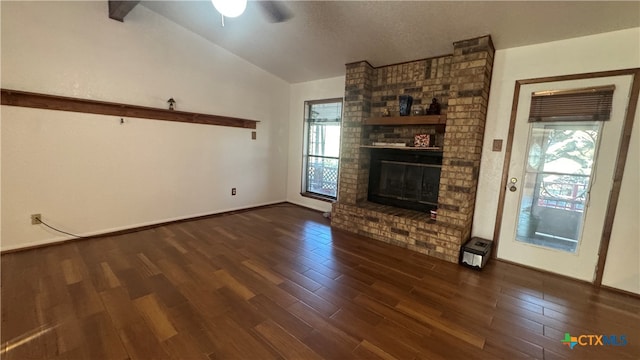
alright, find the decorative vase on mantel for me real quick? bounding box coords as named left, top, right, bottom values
left=399, top=95, right=413, bottom=116
left=427, top=98, right=441, bottom=115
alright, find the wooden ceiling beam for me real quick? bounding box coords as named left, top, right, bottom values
left=108, top=0, right=140, bottom=22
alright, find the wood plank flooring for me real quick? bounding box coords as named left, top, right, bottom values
left=2, top=204, right=639, bottom=359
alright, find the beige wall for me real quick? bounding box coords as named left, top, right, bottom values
left=602, top=100, right=640, bottom=293
left=473, top=28, right=640, bottom=293
left=1, top=1, right=290, bottom=250
left=286, top=76, right=345, bottom=212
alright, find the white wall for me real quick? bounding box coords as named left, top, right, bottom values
left=286, top=76, right=345, bottom=212
left=1, top=1, right=290, bottom=250
left=473, top=28, right=640, bottom=293
left=0, top=1, right=3, bottom=247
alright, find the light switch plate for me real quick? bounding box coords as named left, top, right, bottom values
left=492, top=139, right=503, bottom=152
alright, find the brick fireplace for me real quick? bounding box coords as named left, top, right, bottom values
left=331, top=36, right=494, bottom=263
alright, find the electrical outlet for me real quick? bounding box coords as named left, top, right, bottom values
left=31, top=214, right=42, bottom=225
left=231, top=188, right=237, bottom=196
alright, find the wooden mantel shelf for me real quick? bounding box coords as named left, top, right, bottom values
left=0, top=89, right=258, bottom=129
left=364, top=114, right=445, bottom=126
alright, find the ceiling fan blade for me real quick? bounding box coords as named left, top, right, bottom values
left=258, top=1, right=292, bottom=23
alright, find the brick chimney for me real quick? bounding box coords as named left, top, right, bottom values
left=332, top=35, right=494, bottom=263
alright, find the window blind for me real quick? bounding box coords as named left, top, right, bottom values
left=528, top=85, right=615, bottom=122
left=306, top=101, right=342, bottom=123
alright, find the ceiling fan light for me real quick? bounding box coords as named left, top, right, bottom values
left=211, top=0, right=247, bottom=18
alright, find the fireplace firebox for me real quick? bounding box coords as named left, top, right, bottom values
left=368, top=149, right=442, bottom=212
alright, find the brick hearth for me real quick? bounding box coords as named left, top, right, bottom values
left=331, top=36, right=494, bottom=263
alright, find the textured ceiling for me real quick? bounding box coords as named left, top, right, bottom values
left=141, top=1, right=640, bottom=83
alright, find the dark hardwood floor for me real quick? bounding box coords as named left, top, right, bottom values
left=2, top=204, right=639, bottom=359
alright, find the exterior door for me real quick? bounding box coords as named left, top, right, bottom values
left=497, top=75, right=633, bottom=281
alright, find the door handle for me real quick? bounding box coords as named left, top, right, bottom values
left=508, top=177, right=518, bottom=192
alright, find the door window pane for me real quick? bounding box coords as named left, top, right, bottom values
left=516, top=122, right=600, bottom=252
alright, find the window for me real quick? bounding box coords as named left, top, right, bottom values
left=302, top=99, right=342, bottom=200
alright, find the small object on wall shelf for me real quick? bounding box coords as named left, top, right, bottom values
left=412, top=105, right=424, bottom=116
left=364, top=114, right=445, bottom=126
left=167, top=98, right=176, bottom=110
left=381, top=108, right=391, bottom=117
left=0, top=89, right=258, bottom=129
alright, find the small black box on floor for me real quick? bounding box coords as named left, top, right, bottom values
left=460, top=237, right=492, bottom=270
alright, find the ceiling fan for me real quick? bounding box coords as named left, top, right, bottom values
left=108, top=0, right=292, bottom=24
left=212, top=0, right=292, bottom=24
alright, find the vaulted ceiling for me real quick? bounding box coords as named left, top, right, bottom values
left=135, top=1, right=640, bottom=83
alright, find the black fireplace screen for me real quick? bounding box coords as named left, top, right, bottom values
left=368, top=149, right=442, bottom=212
